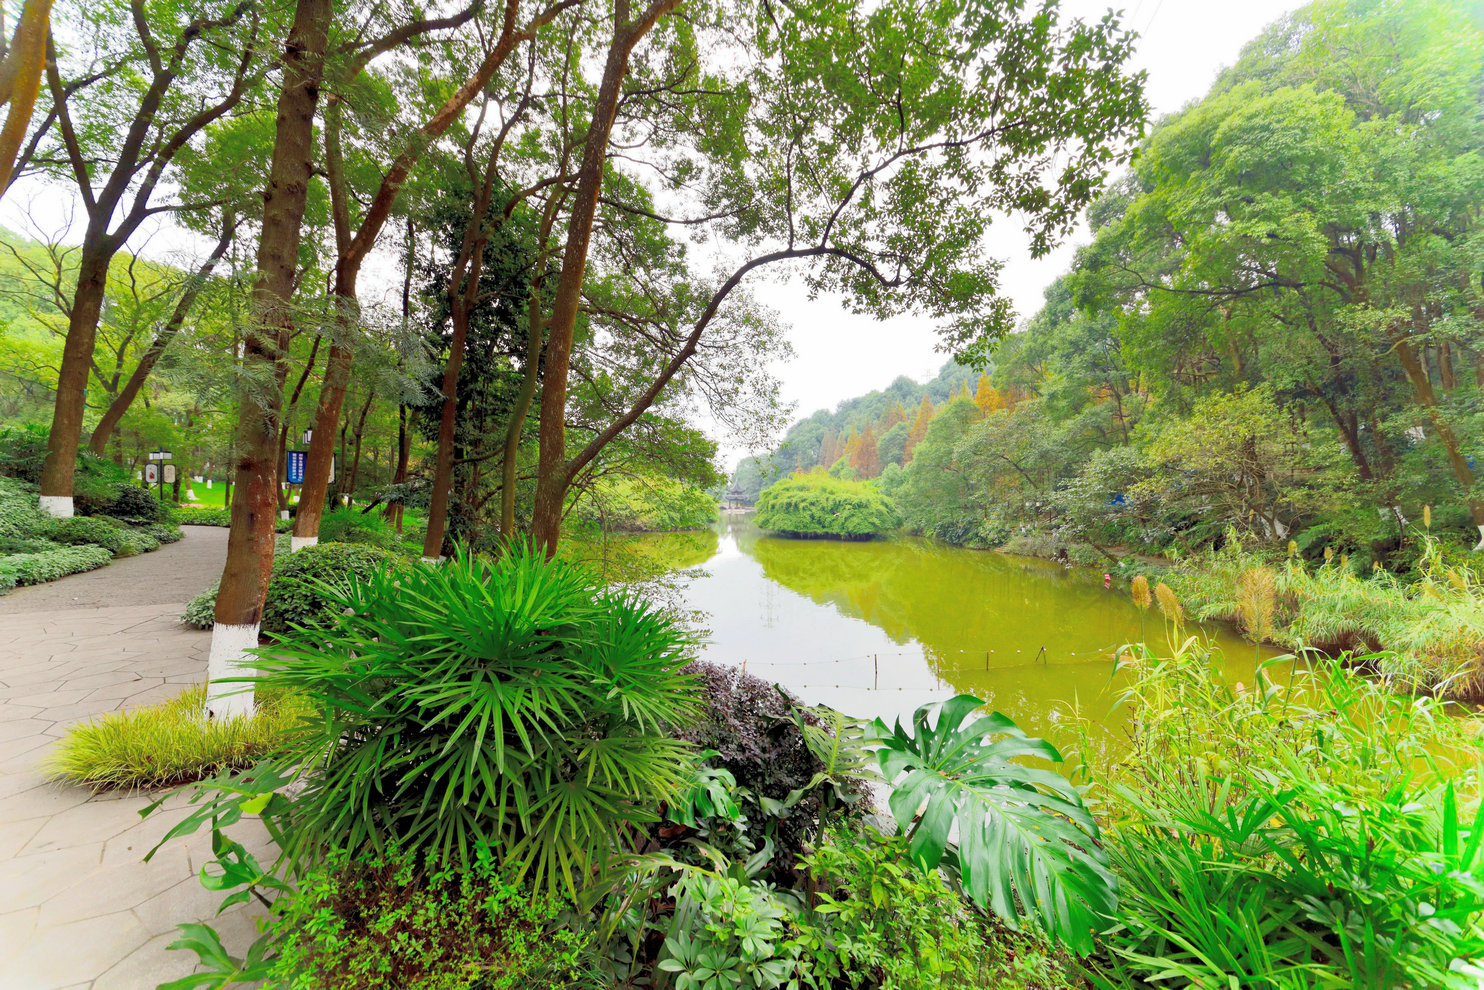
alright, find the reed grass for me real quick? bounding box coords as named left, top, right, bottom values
left=1165, top=531, right=1484, bottom=696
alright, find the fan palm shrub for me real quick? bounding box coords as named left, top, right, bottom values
left=259, top=547, right=700, bottom=894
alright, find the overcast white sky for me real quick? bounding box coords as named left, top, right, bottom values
left=748, top=0, right=1305, bottom=466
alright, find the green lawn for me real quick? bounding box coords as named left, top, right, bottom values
left=183, top=482, right=227, bottom=507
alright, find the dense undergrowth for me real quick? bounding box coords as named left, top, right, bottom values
left=0, top=471, right=179, bottom=594
left=143, top=548, right=1103, bottom=989
left=124, top=546, right=1484, bottom=990
left=1073, top=638, right=1484, bottom=988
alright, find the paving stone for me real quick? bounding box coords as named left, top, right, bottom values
left=91, top=929, right=204, bottom=990
left=3, top=909, right=154, bottom=989
left=0, top=529, right=247, bottom=989
left=0, top=782, right=94, bottom=824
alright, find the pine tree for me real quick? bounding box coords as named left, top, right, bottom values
left=905, top=395, right=934, bottom=462
left=852, top=424, right=882, bottom=478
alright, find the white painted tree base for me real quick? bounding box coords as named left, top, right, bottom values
left=38, top=494, right=74, bottom=518
left=1475, top=525, right=1484, bottom=552
left=290, top=535, right=318, bottom=552
left=420, top=556, right=445, bottom=565
left=205, top=622, right=259, bottom=719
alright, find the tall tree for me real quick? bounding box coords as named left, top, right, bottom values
left=527, top=0, right=1146, bottom=551
left=205, top=0, right=331, bottom=718
left=29, top=0, right=261, bottom=516
left=0, top=0, right=51, bottom=195
left=292, top=0, right=573, bottom=549
left=905, top=395, right=934, bottom=462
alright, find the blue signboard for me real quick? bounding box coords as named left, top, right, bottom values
left=286, top=450, right=306, bottom=485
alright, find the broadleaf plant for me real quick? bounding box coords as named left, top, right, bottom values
left=871, top=694, right=1116, bottom=953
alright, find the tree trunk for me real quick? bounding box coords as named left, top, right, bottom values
left=0, top=0, right=51, bottom=197
left=531, top=0, right=678, bottom=554
left=38, top=240, right=109, bottom=516
left=89, top=217, right=236, bottom=455
left=346, top=389, right=373, bottom=499
left=207, top=0, right=331, bottom=719
left=500, top=195, right=562, bottom=537
left=421, top=307, right=472, bottom=560
left=385, top=403, right=410, bottom=533
left=292, top=2, right=533, bottom=549
left=1393, top=331, right=1484, bottom=545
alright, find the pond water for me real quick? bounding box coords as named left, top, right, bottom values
left=661, top=517, right=1276, bottom=758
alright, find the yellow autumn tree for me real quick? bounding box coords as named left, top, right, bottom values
left=973, top=374, right=1004, bottom=414
left=851, top=424, right=882, bottom=478
left=904, top=395, right=934, bottom=462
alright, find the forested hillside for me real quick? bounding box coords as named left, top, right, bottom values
left=737, top=0, right=1484, bottom=571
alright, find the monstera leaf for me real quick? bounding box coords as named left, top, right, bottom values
left=872, top=694, right=1116, bottom=953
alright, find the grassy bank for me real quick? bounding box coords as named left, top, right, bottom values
left=1151, top=534, right=1484, bottom=698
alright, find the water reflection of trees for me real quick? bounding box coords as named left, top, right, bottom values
left=748, top=534, right=1142, bottom=673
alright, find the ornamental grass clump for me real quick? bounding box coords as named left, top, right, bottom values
left=1163, top=530, right=1484, bottom=696
left=47, top=685, right=308, bottom=790
left=259, top=546, right=701, bottom=892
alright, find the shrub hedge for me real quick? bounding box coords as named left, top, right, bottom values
left=172, top=505, right=293, bottom=532
left=0, top=544, right=113, bottom=589
left=183, top=540, right=394, bottom=633
left=51, top=515, right=130, bottom=555
left=103, top=483, right=165, bottom=524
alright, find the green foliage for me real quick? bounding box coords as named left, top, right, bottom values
left=872, top=695, right=1115, bottom=954
left=171, top=505, right=293, bottom=532
left=46, top=685, right=308, bottom=790
left=261, top=542, right=398, bottom=635
left=181, top=584, right=219, bottom=628
left=318, top=509, right=402, bottom=550
left=147, top=522, right=184, bottom=544
left=0, top=474, right=51, bottom=541
left=171, top=506, right=233, bottom=526
left=103, top=482, right=165, bottom=523
left=50, top=514, right=130, bottom=554
left=266, top=848, right=598, bottom=990
left=0, top=423, right=48, bottom=480
left=257, top=548, right=700, bottom=891
left=797, top=828, right=1077, bottom=990
left=0, top=543, right=113, bottom=590
left=1165, top=534, right=1484, bottom=695
left=754, top=474, right=899, bottom=540
left=661, top=874, right=805, bottom=990
left=574, top=474, right=719, bottom=533
left=1079, top=644, right=1484, bottom=989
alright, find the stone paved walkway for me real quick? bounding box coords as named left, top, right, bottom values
left=0, top=527, right=270, bottom=989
